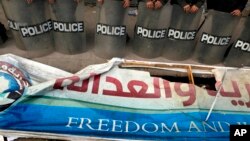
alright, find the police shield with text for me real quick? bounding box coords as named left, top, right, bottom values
left=1, top=0, right=26, bottom=50
left=1, top=0, right=54, bottom=57
left=163, top=0, right=203, bottom=60
left=224, top=17, right=250, bottom=67
left=133, top=0, right=170, bottom=58
left=94, top=0, right=130, bottom=59
left=194, top=0, right=247, bottom=64
left=194, top=10, right=240, bottom=64
left=49, top=0, right=87, bottom=54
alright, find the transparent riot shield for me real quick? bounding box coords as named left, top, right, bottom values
left=49, top=0, right=87, bottom=54
left=224, top=17, right=250, bottom=67
left=1, top=0, right=26, bottom=50
left=194, top=10, right=240, bottom=64
left=163, top=4, right=202, bottom=61
left=94, top=0, right=127, bottom=59
left=1, top=0, right=54, bottom=57
left=133, top=2, right=171, bottom=58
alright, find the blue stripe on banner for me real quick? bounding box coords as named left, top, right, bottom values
left=0, top=104, right=249, bottom=140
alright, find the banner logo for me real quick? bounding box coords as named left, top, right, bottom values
left=0, top=61, right=31, bottom=109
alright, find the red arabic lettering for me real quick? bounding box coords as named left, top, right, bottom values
left=127, top=80, right=148, bottom=96
left=53, top=76, right=80, bottom=90
left=102, top=76, right=126, bottom=96
left=67, top=79, right=89, bottom=92
left=220, top=81, right=241, bottom=98
left=244, top=83, right=250, bottom=108
left=207, top=90, right=216, bottom=96
left=103, top=76, right=161, bottom=98
left=163, top=80, right=172, bottom=98
left=174, top=83, right=196, bottom=106
left=128, top=77, right=161, bottom=98
left=207, top=81, right=241, bottom=98
left=54, top=75, right=102, bottom=93
left=92, top=75, right=101, bottom=94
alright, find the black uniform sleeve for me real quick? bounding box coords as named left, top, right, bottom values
left=177, top=0, right=188, bottom=7
left=174, top=0, right=204, bottom=7
left=158, top=0, right=169, bottom=5
left=195, top=0, right=205, bottom=8
left=138, top=0, right=169, bottom=5
left=235, top=0, right=248, bottom=11
left=137, top=0, right=149, bottom=3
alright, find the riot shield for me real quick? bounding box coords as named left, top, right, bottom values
left=1, top=0, right=26, bottom=50
left=49, top=0, right=87, bottom=54
left=133, top=2, right=171, bottom=58
left=224, top=17, right=250, bottom=67
left=162, top=4, right=202, bottom=61
left=194, top=10, right=240, bottom=64
left=94, top=0, right=127, bottom=59
left=1, top=0, right=54, bottom=57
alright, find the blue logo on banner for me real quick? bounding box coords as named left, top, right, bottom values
left=0, top=72, right=20, bottom=94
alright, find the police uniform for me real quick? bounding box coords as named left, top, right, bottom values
left=207, top=0, right=248, bottom=13
left=50, top=1, right=77, bottom=22
left=138, top=0, right=168, bottom=5
left=0, top=22, right=8, bottom=43
left=170, top=0, right=204, bottom=7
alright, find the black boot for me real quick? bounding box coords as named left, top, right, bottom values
left=0, top=22, right=8, bottom=43
left=126, top=33, right=130, bottom=43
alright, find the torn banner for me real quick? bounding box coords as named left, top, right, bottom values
left=0, top=55, right=250, bottom=140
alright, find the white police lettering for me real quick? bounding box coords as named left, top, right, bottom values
left=167, top=28, right=196, bottom=40
left=20, top=20, right=53, bottom=37
left=136, top=26, right=166, bottom=39
left=8, top=20, right=25, bottom=31
left=53, top=21, right=84, bottom=33
left=235, top=40, right=250, bottom=52
left=96, top=23, right=126, bottom=36
left=200, top=33, right=231, bottom=46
